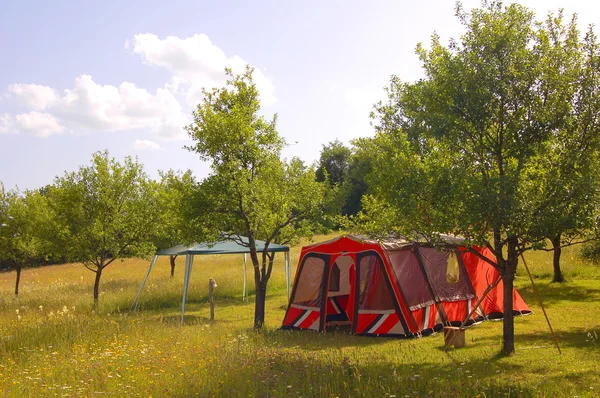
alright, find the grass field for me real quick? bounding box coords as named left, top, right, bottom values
left=0, top=235, right=599, bottom=397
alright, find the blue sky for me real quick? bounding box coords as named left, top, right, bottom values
left=1, top=0, right=599, bottom=189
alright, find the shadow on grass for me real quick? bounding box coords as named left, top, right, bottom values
left=127, top=295, right=252, bottom=313
left=172, top=350, right=545, bottom=398
left=471, top=326, right=600, bottom=351
left=516, top=281, right=600, bottom=307
left=156, top=313, right=235, bottom=327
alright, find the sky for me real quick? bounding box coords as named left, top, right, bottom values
left=1, top=0, right=599, bottom=190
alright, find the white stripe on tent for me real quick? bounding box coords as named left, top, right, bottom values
left=329, top=298, right=342, bottom=314
left=131, top=255, right=158, bottom=311
left=467, top=298, right=472, bottom=318
left=294, top=310, right=313, bottom=327
left=422, top=305, right=431, bottom=330
left=368, top=314, right=390, bottom=334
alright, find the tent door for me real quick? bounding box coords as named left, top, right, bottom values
left=324, top=254, right=355, bottom=330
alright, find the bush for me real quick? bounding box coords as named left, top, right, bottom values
left=580, top=240, right=600, bottom=263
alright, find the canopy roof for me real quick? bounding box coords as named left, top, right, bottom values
left=156, top=238, right=289, bottom=256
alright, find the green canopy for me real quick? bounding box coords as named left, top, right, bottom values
left=132, top=237, right=291, bottom=325
left=155, top=238, right=289, bottom=256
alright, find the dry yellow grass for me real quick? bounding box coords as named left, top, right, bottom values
left=0, top=236, right=598, bottom=397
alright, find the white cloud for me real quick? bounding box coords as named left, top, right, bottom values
left=132, top=139, right=164, bottom=151
left=6, top=75, right=189, bottom=139
left=130, top=33, right=277, bottom=106
left=3, top=32, right=275, bottom=140
left=0, top=114, right=13, bottom=134
left=8, top=83, right=58, bottom=110
left=14, top=111, right=64, bottom=137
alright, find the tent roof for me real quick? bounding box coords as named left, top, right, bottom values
left=302, top=234, right=466, bottom=253
left=155, top=238, right=289, bottom=256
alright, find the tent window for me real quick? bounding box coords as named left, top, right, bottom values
left=418, top=248, right=475, bottom=302
left=291, top=255, right=327, bottom=308
left=388, top=250, right=434, bottom=310
left=328, top=262, right=340, bottom=292
left=357, top=253, right=395, bottom=311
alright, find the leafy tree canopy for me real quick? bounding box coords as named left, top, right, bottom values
left=185, top=67, right=327, bottom=328
left=361, top=1, right=600, bottom=355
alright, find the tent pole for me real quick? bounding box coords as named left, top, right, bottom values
left=181, top=254, right=193, bottom=326
left=520, top=252, right=561, bottom=354
left=285, top=251, right=291, bottom=301
left=131, top=255, right=158, bottom=311
left=243, top=254, right=247, bottom=301
left=444, top=275, right=501, bottom=351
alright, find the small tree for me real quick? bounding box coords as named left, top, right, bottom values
left=0, top=187, right=50, bottom=295
left=49, top=150, right=159, bottom=303
left=185, top=67, right=326, bottom=329
left=153, top=170, right=196, bottom=277
left=525, top=16, right=600, bottom=282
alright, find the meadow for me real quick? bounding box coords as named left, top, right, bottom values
left=0, top=235, right=599, bottom=397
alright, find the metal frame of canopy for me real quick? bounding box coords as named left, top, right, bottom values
left=130, top=239, right=291, bottom=325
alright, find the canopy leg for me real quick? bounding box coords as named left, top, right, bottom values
left=285, top=251, right=291, bottom=302
left=243, top=253, right=247, bottom=301
left=181, top=254, right=194, bottom=326
left=131, top=255, right=158, bottom=311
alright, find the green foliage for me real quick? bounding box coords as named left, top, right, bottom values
left=0, top=186, right=51, bottom=271
left=315, top=140, right=351, bottom=186
left=580, top=240, right=600, bottom=264
left=185, top=67, right=325, bottom=247
left=315, top=139, right=375, bottom=225
left=152, top=169, right=196, bottom=250
left=362, top=1, right=600, bottom=355
left=48, top=150, right=159, bottom=300
left=185, top=66, right=327, bottom=327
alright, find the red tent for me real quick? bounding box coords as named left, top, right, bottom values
left=281, top=235, right=530, bottom=337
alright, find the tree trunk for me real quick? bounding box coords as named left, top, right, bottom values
left=170, top=255, right=177, bottom=278
left=501, top=271, right=515, bottom=356
left=14, top=266, right=22, bottom=296
left=502, top=238, right=518, bottom=356
left=254, top=282, right=267, bottom=329
left=551, top=235, right=563, bottom=283
left=93, top=267, right=103, bottom=303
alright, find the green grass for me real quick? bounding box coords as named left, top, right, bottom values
left=0, top=237, right=599, bottom=397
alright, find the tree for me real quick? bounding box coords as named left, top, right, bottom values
left=315, top=139, right=374, bottom=219
left=363, top=1, right=600, bottom=356
left=153, top=170, right=196, bottom=277
left=185, top=67, right=326, bottom=329
left=49, top=150, right=159, bottom=303
left=315, top=140, right=351, bottom=186
left=524, top=15, right=600, bottom=282
left=0, top=186, right=50, bottom=295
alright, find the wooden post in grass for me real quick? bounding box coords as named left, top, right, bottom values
left=209, top=278, right=217, bottom=322
left=444, top=275, right=502, bottom=351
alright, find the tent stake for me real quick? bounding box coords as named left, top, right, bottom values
left=444, top=275, right=501, bottom=351
left=519, top=252, right=561, bottom=354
